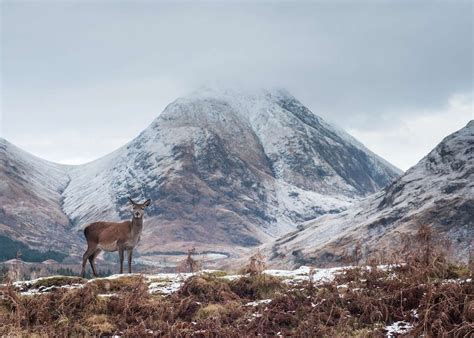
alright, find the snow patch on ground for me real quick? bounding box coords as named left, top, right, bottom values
left=245, top=299, right=272, bottom=307
left=4, top=265, right=409, bottom=298
left=9, top=267, right=347, bottom=296
left=264, top=265, right=346, bottom=283
left=384, top=321, right=414, bottom=337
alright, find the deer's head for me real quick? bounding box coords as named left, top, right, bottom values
left=128, top=197, right=151, bottom=219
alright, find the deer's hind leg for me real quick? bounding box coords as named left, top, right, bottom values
left=127, top=249, right=133, bottom=274
left=88, top=248, right=102, bottom=277
left=119, top=248, right=125, bottom=274
left=81, top=243, right=97, bottom=277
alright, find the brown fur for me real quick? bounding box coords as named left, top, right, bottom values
left=81, top=198, right=150, bottom=277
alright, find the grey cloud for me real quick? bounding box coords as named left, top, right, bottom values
left=1, top=1, right=472, bottom=168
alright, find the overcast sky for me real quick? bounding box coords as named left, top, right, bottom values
left=1, top=1, right=472, bottom=171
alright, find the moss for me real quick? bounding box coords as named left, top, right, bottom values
left=194, top=303, right=227, bottom=320
left=177, top=274, right=243, bottom=304
left=89, top=275, right=144, bottom=293
left=30, top=276, right=85, bottom=289
left=230, top=273, right=285, bottom=299
left=148, top=277, right=174, bottom=283
left=338, top=326, right=381, bottom=337
left=204, top=270, right=228, bottom=277
left=445, top=264, right=472, bottom=279
left=193, top=301, right=243, bottom=322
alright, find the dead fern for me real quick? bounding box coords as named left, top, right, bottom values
left=177, top=248, right=202, bottom=273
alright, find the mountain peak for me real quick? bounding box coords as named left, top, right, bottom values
left=2, top=89, right=402, bottom=266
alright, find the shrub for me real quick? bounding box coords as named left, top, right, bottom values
left=89, top=275, right=144, bottom=293
left=229, top=273, right=284, bottom=300
left=176, top=275, right=238, bottom=303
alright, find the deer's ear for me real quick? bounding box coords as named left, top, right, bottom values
left=128, top=197, right=136, bottom=205
left=144, top=199, right=151, bottom=207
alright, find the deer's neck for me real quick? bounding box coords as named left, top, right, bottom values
left=131, top=217, right=143, bottom=237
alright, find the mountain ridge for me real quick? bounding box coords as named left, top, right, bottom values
left=265, top=120, right=474, bottom=267
left=0, top=88, right=402, bottom=264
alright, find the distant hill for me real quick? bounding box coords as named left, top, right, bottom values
left=265, top=121, right=474, bottom=267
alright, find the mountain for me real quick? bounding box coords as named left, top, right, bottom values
left=0, top=139, right=82, bottom=259
left=0, top=88, right=401, bottom=263
left=266, top=121, right=474, bottom=268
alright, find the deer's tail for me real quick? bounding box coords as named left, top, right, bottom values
left=83, top=225, right=90, bottom=238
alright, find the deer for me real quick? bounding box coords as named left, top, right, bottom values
left=81, top=197, right=151, bottom=277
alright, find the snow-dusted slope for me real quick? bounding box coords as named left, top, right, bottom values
left=58, top=88, right=400, bottom=259
left=266, top=121, right=474, bottom=267
left=1, top=88, right=401, bottom=262
left=178, top=88, right=402, bottom=196
left=0, top=139, right=82, bottom=254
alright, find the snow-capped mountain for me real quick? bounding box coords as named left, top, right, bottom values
left=0, top=88, right=401, bottom=262
left=266, top=121, right=474, bottom=268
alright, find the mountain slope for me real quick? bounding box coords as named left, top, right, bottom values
left=266, top=121, right=474, bottom=267
left=0, top=139, right=81, bottom=257
left=60, top=88, right=401, bottom=259
left=1, top=88, right=401, bottom=263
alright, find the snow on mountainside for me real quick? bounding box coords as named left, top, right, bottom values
left=266, top=121, right=474, bottom=268
left=181, top=88, right=402, bottom=195
left=60, top=88, right=401, bottom=259
left=0, top=139, right=81, bottom=255
left=1, top=88, right=401, bottom=263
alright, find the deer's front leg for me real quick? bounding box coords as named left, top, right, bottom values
left=127, top=249, right=133, bottom=273
left=119, top=249, right=124, bottom=274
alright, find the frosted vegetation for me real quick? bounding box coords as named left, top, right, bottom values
left=1, top=257, right=471, bottom=336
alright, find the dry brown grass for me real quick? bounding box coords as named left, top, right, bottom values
left=0, top=225, right=472, bottom=336
left=0, top=265, right=471, bottom=336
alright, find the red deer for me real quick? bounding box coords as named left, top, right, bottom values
left=81, top=197, right=151, bottom=277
